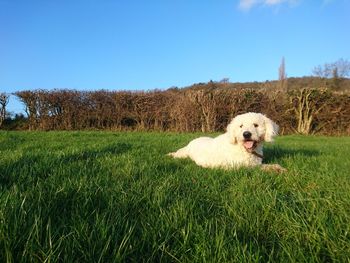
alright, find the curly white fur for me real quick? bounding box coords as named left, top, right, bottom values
left=168, top=112, right=280, bottom=169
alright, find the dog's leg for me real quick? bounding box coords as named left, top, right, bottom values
left=167, top=146, right=189, bottom=159
left=261, top=164, right=287, bottom=173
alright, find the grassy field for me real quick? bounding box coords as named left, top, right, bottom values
left=0, top=131, right=349, bottom=262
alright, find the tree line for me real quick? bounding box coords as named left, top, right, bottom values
left=4, top=77, right=349, bottom=135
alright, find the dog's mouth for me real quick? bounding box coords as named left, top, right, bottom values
left=243, top=140, right=258, bottom=152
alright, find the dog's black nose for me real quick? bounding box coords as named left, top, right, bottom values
left=243, top=131, right=252, bottom=139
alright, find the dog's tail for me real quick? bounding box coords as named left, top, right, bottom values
left=167, top=146, right=189, bottom=159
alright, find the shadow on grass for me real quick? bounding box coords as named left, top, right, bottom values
left=0, top=134, right=26, bottom=151
left=61, top=142, right=131, bottom=162
left=0, top=154, right=42, bottom=190
left=263, top=146, right=320, bottom=163
left=0, top=142, right=131, bottom=190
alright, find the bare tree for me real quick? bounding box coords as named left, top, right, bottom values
left=88, top=90, right=117, bottom=129
left=312, top=58, right=350, bottom=78
left=15, top=90, right=39, bottom=130
left=289, top=87, right=331, bottom=134
left=187, top=83, right=221, bottom=132
left=0, top=93, right=9, bottom=127
left=169, top=92, right=201, bottom=132
left=220, top=78, right=230, bottom=83
left=278, top=56, right=287, bottom=92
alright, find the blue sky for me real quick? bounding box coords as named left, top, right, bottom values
left=1, top=0, right=349, bottom=113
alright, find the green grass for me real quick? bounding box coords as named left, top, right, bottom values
left=0, top=131, right=349, bottom=262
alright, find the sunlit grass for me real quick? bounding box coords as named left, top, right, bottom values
left=0, top=131, right=349, bottom=262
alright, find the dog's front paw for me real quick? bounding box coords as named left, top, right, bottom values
left=261, top=164, right=287, bottom=173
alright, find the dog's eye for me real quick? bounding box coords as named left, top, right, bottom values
left=254, top=123, right=259, bottom=128
left=239, top=124, right=243, bottom=128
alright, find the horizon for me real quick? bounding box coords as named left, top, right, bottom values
left=1, top=0, right=349, bottom=114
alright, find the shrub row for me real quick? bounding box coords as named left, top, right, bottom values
left=11, top=80, right=350, bottom=135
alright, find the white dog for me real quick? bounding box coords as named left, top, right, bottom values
left=168, top=112, right=285, bottom=172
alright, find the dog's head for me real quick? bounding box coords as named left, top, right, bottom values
left=227, top=112, right=279, bottom=152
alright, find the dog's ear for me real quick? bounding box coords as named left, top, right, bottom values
left=226, top=121, right=237, bottom=144
left=264, top=116, right=279, bottom=142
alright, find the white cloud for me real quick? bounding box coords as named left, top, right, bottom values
left=239, top=0, right=258, bottom=10
left=265, top=0, right=285, bottom=5
left=322, top=0, right=335, bottom=6
left=238, top=0, right=298, bottom=11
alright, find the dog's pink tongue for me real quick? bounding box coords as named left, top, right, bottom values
left=244, top=141, right=254, bottom=149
